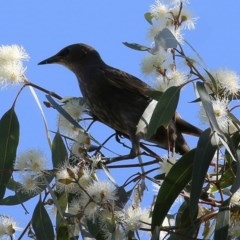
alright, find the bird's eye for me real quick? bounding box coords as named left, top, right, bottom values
left=59, top=48, right=69, bottom=57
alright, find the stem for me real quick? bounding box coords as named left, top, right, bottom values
left=24, top=79, right=62, bottom=100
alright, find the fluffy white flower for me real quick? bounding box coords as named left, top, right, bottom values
left=86, top=181, right=117, bottom=204
left=141, top=51, right=168, bottom=75
left=71, top=131, right=91, bottom=157
left=15, top=149, right=47, bottom=173
left=18, top=174, right=43, bottom=194
left=116, top=207, right=150, bottom=233
left=150, top=1, right=169, bottom=20
left=0, top=44, right=29, bottom=87
left=155, top=69, right=187, bottom=91
left=0, top=45, right=29, bottom=62
left=68, top=197, right=83, bottom=215
left=208, top=69, right=240, bottom=97
left=0, top=215, right=21, bottom=239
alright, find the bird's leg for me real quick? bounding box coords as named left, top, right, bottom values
left=105, top=135, right=141, bottom=163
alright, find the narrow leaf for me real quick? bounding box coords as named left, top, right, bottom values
left=52, top=132, right=68, bottom=168
left=32, top=200, right=54, bottom=240
left=55, top=192, right=68, bottom=236
left=147, top=86, right=181, bottom=139
left=29, top=86, right=52, bottom=147
left=189, top=128, right=217, bottom=217
left=196, top=82, right=221, bottom=132
left=230, top=149, right=240, bottom=194
left=150, top=28, right=178, bottom=54
left=144, top=12, right=153, bottom=24
left=151, top=149, right=195, bottom=232
left=204, top=69, right=219, bottom=93
left=229, top=132, right=240, bottom=194
left=0, top=108, right=19, bottom=199
left=214, top=201, right=230, bottom=240
left=56, top=223, right=70, bottom=240
left=122, top=42, right=150, bottom=51
left=173, top=200, right=199, bottom=239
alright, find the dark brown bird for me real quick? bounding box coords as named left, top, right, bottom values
left=38, top=43, right=202, bottom=158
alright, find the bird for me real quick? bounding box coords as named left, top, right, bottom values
left=38, top=43, right=202, bottom=159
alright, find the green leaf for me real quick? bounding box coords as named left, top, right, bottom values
left=229, top=131, right=240, bottom=193
left=147, top=86, right=181, bottom=139
left=55, top=192, right=69, bottom=239
left=214, top=200, right=230, bottom=240
left=151, top=149, right=195, bottom=232
left=122, top=42, right=150, bottom=51
left=0, top=108, right=19, bottom=199
left=52, top=132, right=68, bottom=168
left=56, top=223, right=69, bottom=240
left=204, top=69, right=219, bottom=94
left=189, top=128, right=217, bottom=217
left=145, top=90, right=163, bottom=100
left=144, top=12, right=153, bottom=24
left=32, top=200, right=54, bottom=240
left=172, top=201, right=199, bottom=239
left=210, top=163, right=235, bottom=193
left=196, top=82, right=221, bottom=133
left=87, top=215, right=115, bottom=240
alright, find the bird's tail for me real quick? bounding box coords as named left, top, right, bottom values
left=152, top=114, right=202, bottom=155
left=175, top=113, right=202, bottom=137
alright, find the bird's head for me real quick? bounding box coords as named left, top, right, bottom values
left=38, top=43, right=104, bottom=71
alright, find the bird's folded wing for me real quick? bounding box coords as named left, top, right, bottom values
left=100, top=66, right=152, bottom=97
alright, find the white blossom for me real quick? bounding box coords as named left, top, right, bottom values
left=141, top=51, right=168, bottom=75
left=207, top=69, right=240, bottom=97
left=18, top=174, right=43, bottom=194
left=0, top=44, right=29, bottom=87
left=15, top=149, right=47, bottom=173
left=115, top=207, right=150, bottom=233
left=155, top=69, right=187, bottom=91
left=0, top=215, right=21, bottom=239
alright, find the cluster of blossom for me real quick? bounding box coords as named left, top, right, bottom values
left=55, top=161, right=150, bottom=238
left=0, top=44, right=29, bottom=87
left=139, top=1, right=240, bottom=238
left=141, top=0, right=197, bottom=92
left=141, top=1, right=240, bottom=134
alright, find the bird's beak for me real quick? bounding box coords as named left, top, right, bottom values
left=38, top=54, right=61, bottom=65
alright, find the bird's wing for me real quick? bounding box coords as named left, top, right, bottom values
left=99, top=65, right=152, bottom=97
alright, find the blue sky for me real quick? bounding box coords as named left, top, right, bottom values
left=1, top=0, right=240, bottom=238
